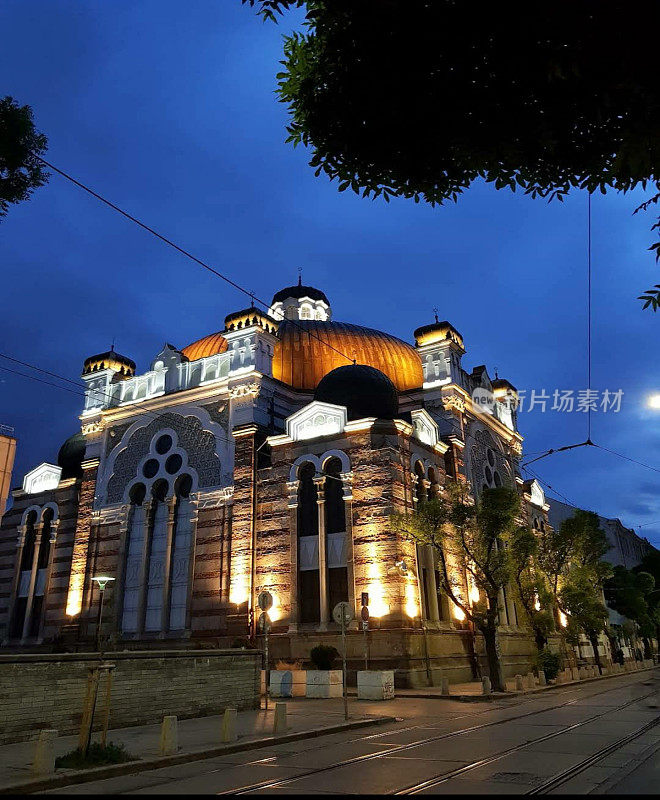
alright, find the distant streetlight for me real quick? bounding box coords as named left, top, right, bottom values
left=91, top=576, right=115, bottom=653
left=647, top=394, right=660, bottom=410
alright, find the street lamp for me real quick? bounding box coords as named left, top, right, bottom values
left=91, top=576, right=115, bottom=653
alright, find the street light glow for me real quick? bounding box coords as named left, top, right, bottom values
left=647, top=394, right=660, bottom=410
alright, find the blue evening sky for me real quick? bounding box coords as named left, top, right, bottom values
left=1, top=2, right=659, bottom=546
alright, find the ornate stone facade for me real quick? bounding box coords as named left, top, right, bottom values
left=0, top=282, right=543, bottom=684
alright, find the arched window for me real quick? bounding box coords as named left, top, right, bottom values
left=29, top=508, right=54, bottom=638
left=297, top=462, right=318, bottom=538
left=122, top=483, right=148, bottom=633
left=324, top=457, right=348, bottom=612
left=169, top=475, right=193, bottom=630
left=414, top=461, right=426, bottom=504
left=297, top=462, right=319, bottom=624
left=10, top=510, right=38, bottom=638
left=428, top=467, right=440, bottom=500
left=144, top=480, right=170, bottom=632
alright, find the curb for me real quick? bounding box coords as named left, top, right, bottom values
left=370, top=665, right=658, bottom=702
left=0, top=715, right=397, bottom=795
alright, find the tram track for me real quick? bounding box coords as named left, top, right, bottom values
left=526, top=713, right=660, bottom=794
left=220, top=672, right=658, bottom=795
left=397, top=685, right=659, bottom=794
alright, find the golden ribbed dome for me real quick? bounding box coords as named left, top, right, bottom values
left=273, top=320, right=423, bottom=392
left=181, top=331, right=228, bottom=361
left=181, top=320, right=423, bottom=392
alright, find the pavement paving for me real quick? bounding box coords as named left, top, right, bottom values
left=0, top=698, right=392, bottom=792
left=3, top=665, right=658, bottom=794
left=33, top=668, right=658, bottom=795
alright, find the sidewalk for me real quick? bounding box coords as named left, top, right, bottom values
left=0, top=698, right=393, bottom=792
left=369, top=663, right=658, bottom=701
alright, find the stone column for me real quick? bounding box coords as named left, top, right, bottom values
left=136, top=499, right=153, bottom=636
left=314, top=476, right=329, bottom=630
left=5, top=525, right=27, bottom=641
left=65, top=458, right=100, bottom=620
left=341, top=472, right=358, bottom=627
left=38, top=520, right=60, bottom=640
left=161, top=497, right=178, bottom=633
left=411, top=473, right=419, bottom=507
left=287, top=479, right=299, bottom=632
left=425, top=546, right=440, bottom=623
left=21, top=523, right=43, bottom=640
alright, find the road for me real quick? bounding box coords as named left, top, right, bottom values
left=45, top=670, right=660, bottom=795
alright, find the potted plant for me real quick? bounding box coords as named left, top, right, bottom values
left=270, top=659, right=307, bottom=697
left=306, top=645, right=342, bottom=698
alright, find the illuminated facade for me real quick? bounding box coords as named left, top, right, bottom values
left=0, top=281, right=545, bottom=684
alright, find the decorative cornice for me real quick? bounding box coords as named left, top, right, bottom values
left=229, top=382, right=261, bottom=399
left=93, top=503, right=128, bottom=526
left=194, top=486, right=234, bottom=509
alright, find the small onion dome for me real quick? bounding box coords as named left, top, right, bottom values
left=314, top=364, right=399, bottom=421
left=492, top=377, right=518, bottom=399
left=181, top=331, right=228, bottom=361
left=223, top=307, right=279, bottom=335
left=271, top=283, right=330, bottom=306
left=57, top=432, right=86, bottom=479
left=414, top=320, right=464, bottom=351
left=82, top=348, right=135, bottom=378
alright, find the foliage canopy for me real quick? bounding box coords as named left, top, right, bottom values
left=246, top=0, right=660, bottom=304
left=0, top=96, right=48, bottom=220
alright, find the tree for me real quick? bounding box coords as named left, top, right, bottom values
left=536, top=509, right=612, bottom=667
left=560, top=573, right=610, bottom=671
left=0, top=96, right=49, bottom=220
left=391, top=481, right=520, bottom=692
left=245, top=1, right=660, bottom=306
left=510, top=526, right=555, bottom=653
left=606, top=565, right=659, bottom=658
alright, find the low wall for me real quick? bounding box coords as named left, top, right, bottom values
left=0, top=649, right=261, bottom=745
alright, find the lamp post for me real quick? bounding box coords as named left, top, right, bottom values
left=91, top=576, right=115, bottom=653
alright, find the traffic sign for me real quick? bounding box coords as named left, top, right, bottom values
left=360, top=606, right=370, bottom=622
left=257, top=590, right=273, bottom=612
left=332, top=601, right=353, bottom=627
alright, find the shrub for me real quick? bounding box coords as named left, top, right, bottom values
left=55, top=742, right=135, bottom=770
left=536, top=648, right=561, bottom=681
left=310, top=644, right=338, bottom=670
left=231, top=637, right=256, bottom=649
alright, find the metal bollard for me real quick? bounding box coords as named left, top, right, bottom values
left=32, top=729, right=57, bottom=775
left=515, top=674, right=524, bottom=691
left=481, top=676, right=491, bottom=695
left=159, top=715, right=178, bottom=756
left=221, top=708, right=237, bottom=743
left=273, top=702, right=287, bottom=734
left=441, top=677, right=450, bottom=696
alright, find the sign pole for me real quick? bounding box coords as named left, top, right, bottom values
left=264, top=611, right=269, bottom=712
left=341, top=612, right=348, bottom=721
left=332, top=601, right=353, bottom=722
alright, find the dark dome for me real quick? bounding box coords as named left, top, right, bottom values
left=314, top=364, right=399, bottom=421
left=57, top=432, right=86, bottom=479
left=83, top=348, right=135, bottom=377
left=271, top=283, right=330, bottom=306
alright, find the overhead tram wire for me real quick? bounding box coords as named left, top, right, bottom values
left=31, top=154, right=357, bottom=369
left=18, top=165, right=658, bottom=491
